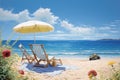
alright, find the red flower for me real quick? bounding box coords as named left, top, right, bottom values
left=2, top=49, right=11, bottom=58
left=18, top=70, right=24, bottom=75
left=88, top=70, right=97, bottom=77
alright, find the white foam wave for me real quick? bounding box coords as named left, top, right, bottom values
left=48, top=52, right=79, bottom=55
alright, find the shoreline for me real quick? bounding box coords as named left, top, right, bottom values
left=15, top=52, right=120, bottom=59
left=54, top=55, right=120, bottom=60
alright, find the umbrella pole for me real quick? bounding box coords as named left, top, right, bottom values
left=0, top=28, right=2, bottom=47
left=34, top=33, right=36, bottom=43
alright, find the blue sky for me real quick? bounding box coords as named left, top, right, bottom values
left=0, top=0, right=120, bottom=40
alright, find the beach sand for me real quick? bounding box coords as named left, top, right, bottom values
left=13, top=57, right=120, bottom=80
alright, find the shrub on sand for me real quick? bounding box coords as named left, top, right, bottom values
left=0, top=46, right=28, bottom=80
left=107, top=61, right=120, bottom=80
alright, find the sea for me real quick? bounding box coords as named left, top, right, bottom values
left=2, top=40, right=120, bottom=58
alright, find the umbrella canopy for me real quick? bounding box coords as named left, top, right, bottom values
left=13, top=20, right=54, bottom=42
left=13, top=20, right=54, bottom=33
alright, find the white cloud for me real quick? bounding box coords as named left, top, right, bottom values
left=0, top=8, right=59, bottom=24
left=0, top=8, right=120, bottom=40
left=33, top=8, right=59, bottom=24
left=17, top=10, right=31, bottom=22
left=35, top=33, right=82, bottom=40
left=60, top=20, right=120, bottom=40
left=61, top=20, right=73, bottom=29
left=99, top=26, right=111, bottom=30
left=0, top=8, right=18, bottom=21
left=110, top=31, right=119, bottom=33
left=35, top=32, right=111, bottom=40
left=56, top=30, right=64, bottom=33
left=60, top=20, right=95, bottom=35
left=0, top=8, right=31, bottom=22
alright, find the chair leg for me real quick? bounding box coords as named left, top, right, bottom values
left=21, top=58, right=27, bottom=63
left=34, top=62, right=40, bottom=67
left=59, top=59, right=63, bottom=65
left=21, top=58, right=23, bottom=62
left=28, top=58, right=31, bottom=63
left=31, top=58, right=35, bottom=63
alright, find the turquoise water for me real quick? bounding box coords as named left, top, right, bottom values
left=3, top=40, right=120, bottom=58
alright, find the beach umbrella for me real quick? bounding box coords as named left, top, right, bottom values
left=13, top=20, right=54, bottom=42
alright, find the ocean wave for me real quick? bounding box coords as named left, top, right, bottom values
left=48, top=52, right=79, bottom=55
left=13, top=48, right=120, bottom=56
left=94, top=52, right=120, bottom=54
left=13, top=48, right=32, bottom=52
left=48, top=51, right=120, bottom=55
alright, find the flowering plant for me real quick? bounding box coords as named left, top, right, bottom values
left=108, top=61, right=116, bottom=67
left=88, top=70, right=97, bottom=80
left=2, top=49, right=11, bottom=58
left=18, top=70, right=25, bottom=75
left=0, top=47, right=28, bottom=80
left=107, top=61, right=120, bottom=80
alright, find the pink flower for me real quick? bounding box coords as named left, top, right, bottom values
left=88, top=70, right=97, bottom=77
left=18, top=70, right=24, bottom=75
left=2, top=49, right=11, bottom=58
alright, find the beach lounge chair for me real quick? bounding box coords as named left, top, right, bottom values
left=29, top=44, right=62, bottom=67
left=18, top=44, right=35, bottom=63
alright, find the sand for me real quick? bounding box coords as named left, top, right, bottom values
left=13, top=57, right=120, bottom=80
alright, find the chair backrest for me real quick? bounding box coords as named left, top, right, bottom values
left=18, top=44, right=30, bottom=58
left=29, top=44, right=47, bottom=60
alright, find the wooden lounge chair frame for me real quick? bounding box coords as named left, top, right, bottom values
left=29, top=44, right=55, bottom=67
left=18, top=44, right=35, bottom=63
